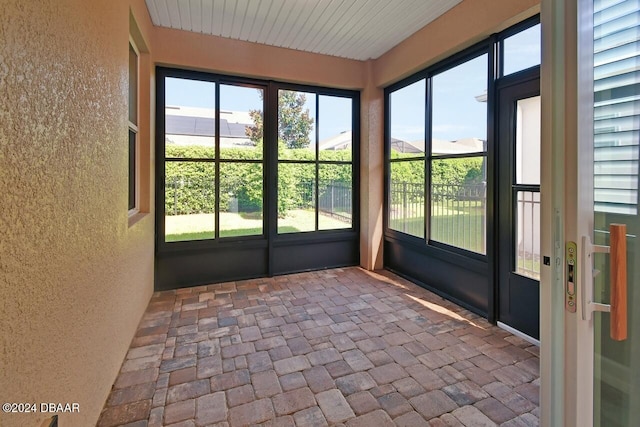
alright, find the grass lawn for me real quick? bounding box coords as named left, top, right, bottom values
left=165, top=210, right=350, bottom=242
left=389, top=204, right=485, bottom=254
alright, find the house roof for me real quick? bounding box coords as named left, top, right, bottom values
left=166, top=107, right=251, bottom=139
left=165, top=106, right=485, bottom=155
left=391, top=138, right=485, bottom=155
left=319, top=131, right=352, bottom=151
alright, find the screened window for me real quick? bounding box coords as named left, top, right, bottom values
left=159, top=71, right=358, bottom=246
left=163, top=76, right=265, bottom=242
left=385, top=19, right=541, bottom=256
left=277, top=90, right=355, bottom=233
left=386, top=53, right=488, bottom=254
left=430, top=54, right=488, bottom=254
left=503, top=23, right=541, bottom=76
left=388, top=79, right=426, bottom=238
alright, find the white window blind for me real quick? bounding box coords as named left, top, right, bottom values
left=594, top=0, right=640, bottom=214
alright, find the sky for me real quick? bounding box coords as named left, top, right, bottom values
left=390, top=55, right=489, bottom=143
left=390, top=24, right=540, bottom=143
left=165, top=24, right=539, bottom=144
left=165, top=79, right=351, bottom=142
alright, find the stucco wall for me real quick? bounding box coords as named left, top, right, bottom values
left=0, top=1, right=155, bottom=426
left=360, top=61, right=385, bottom=270
left=374, top=0, right=540, bottom=87
left=152, top=26, right=365, bottom=89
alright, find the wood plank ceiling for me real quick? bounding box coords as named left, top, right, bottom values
left=144, top=0, right=463, bottom=60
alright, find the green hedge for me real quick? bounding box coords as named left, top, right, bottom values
left=165, top=143, right=352, bottom=216
left=390, top=152, right=484, bottom=185
left=164, top=144, right=484, bottom=216
left=432, top=157, right=485, bottom=186
left=389, top=152, right=485, bottom=203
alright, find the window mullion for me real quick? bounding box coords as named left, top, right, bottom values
left=315, top=94, right=320, bottom=232
left=214, top=81, right=220, bottom=240
left=425, top=76, right=433, bottom=243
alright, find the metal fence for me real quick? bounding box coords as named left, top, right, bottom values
left=431, top=182, right=486, bottom=253
left=388, top=181, right=426, bottom=236
left=389, top=181, right=486, bottom=253
left=166, top=176, right=215, bottom=215
left=293, top=180, right=352, bottom=224
left=165, top=176, right=352, bottom=224
left=319, top=181, right=352, bottom=223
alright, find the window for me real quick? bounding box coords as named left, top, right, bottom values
left=502, top=23, right=541, bottom=76
left=430, top=54, right=488, bottom=254
left=163, top=77, right=265, bottom=242
left=219, top=84, right=264, bottom=237
left=593, top=2, right=639, bottom=215
left=277, top=90, right=355, bottom=234
left=388, top=79, right=426, bottom=238
left=159, top=71, right=358, bottom=246
left=386, top=52, right=488, bottom=254
left=128, top=39, right=139, bottom=213
left=385, top=20, right=540, bottom=256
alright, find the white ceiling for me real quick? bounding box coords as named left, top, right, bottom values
left=144, top=0, right=463, bottom=61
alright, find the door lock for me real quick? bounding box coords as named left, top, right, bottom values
left=565, top=241, right=577, bottom=313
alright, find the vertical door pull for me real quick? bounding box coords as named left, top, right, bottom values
left=609, top=224, right=627, bottom=341
left=581, top=224, right=628, bottom=341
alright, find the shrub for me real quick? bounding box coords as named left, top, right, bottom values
left=389, top=153, right=484, bottom=204
left=164, top=143, right=353, bottom=216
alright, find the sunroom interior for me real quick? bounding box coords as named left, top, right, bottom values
left=4, top=0, right=560, bottom=426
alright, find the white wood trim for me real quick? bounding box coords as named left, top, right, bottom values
left=129, top=36, right=140, bottom=56
left=541, top=0, right=596, bottom=425
left=128, top=36, right=141, bottom=217
left=574, top=0, right=596, bottom=425
left=540, top=0, right=584, bottom=425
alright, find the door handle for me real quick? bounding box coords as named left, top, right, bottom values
left=609, top=224, right=627, bottom=341
left=581, top=224, right=628, bottom=341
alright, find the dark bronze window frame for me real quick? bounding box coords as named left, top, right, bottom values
left=383, top=16, right=540, bottom=319
left=155, top=67, right=360, bottom=291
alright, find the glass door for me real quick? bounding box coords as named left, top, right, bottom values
left=592, top=1, right=640, bottom=425
left=562, top=0, right=640, bottom=425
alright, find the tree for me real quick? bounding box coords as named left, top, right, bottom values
left=246, top=90, right=314, bottom=149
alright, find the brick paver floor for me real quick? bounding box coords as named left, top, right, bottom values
left=98, top=267, right=540, bottom=427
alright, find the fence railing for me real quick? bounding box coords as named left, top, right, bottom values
left=319, top=181, right=352, bottom=223
left=289, top=180, right=352, bottom=224
left=388, top=181, right=426, bottom=236
left=389, top=181, right=486, bottom=253
left=166, top=176, right=215, bottom=216
left=166, top=176, right=352, bottom=224
left=515, top=190, right=541, bottom=279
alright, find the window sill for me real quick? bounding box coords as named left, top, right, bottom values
left=128, top=210, right=148, bottom=228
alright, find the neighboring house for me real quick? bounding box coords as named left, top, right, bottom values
left=167, top=107, right=356, bottom=152
left=326, top=131, right=486, bottom=155
left=391, top=137, right=485, bottom=155
left=165, top=106, right=254, bottom=148
left=318, top=130, right=352, bottom=151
